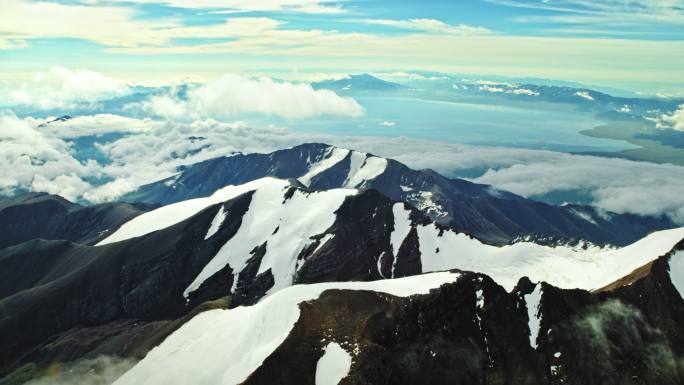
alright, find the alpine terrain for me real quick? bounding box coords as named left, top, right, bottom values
left=1, top=146, right=683, bottom=385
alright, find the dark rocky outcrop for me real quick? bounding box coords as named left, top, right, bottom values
left=0, top=192, right=154, bottom=249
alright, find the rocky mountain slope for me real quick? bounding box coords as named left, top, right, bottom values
left=115, top=248, right=684, bottom=385
left=1, top=177, right=683, bottom=384
left=122, top=143, right=673, bottom=246
left=0, top=192, right=152, bottom=249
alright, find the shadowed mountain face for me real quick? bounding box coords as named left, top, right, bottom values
left=0, top=193, right=154, bottom=249
left=123, top=143, right=673, bottom=246
left=1, top=176, right=683, bottom=384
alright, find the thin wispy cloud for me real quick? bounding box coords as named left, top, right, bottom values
left=87, top=0, right=347, bottom=14
left=487, top=0, right=684, bottom=25
left=365, top=19, right=492, bottom=35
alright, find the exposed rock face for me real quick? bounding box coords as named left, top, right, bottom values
left=122, top=143, right=673, bottom=246
left=0, top=192, right=153, bottom=249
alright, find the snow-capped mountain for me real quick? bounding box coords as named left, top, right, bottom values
left=2, top=175, right=683, bottom=384
left=123, top=143, right=673, bottom=246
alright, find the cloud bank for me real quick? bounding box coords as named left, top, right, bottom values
left=1, top=112, right=683, bottom=224
left=3, top=66, right=130, bottom=109
left=139, top=74, right=364, bottom=120
left=661, top=104, right=684, bottom=131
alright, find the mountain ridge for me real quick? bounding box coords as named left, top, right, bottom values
left=122, top=143, right=674, bottom=246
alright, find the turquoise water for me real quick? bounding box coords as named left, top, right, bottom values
left=274, top=96, right=637, bottom=153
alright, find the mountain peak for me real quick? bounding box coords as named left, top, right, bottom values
left=312, top=74, right=404, bottom=92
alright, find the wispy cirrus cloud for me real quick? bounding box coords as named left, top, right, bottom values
left=486, top=0, right=684, bottom=25
left=365, top=19, right=493, bottom=35
left=95, top=0, right=347, bottom=14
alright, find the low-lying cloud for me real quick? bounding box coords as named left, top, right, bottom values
left=25, top=355, right=137, bottom=385
left=138, top=74, right=364, bottom=120
left=1, top=112, right=684, bottom=224
left=3, top=66, right=131, bottom=110
left=661, top=104, right=684, bottom=131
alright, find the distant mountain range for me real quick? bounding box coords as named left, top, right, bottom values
left=123, top=143, right=673, bottom=246
left=312, top=73, right=683, bottom=119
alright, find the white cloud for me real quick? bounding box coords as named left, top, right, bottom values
left=0, top=112, right=99, bottom=200
left=366, top=19, right=492, bottom=35
left=470, top=152, right=684, bottom=223
left=3, top=66, right=130, bottom=109
left=138, top=74, right=364, bottom=120
left=31, top=174, right=91, bottom=202
left=0, top=0, right=178, bottom=47
left=101, top=0, right=346, bottom=14
left=28, top=114, right=158, bottom=138
left=378, top=121, right=396, bottom=127
left=660, top=104, right=684, bottom=131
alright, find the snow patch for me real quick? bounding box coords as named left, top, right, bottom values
left=299, top=147, right=350, bottom=187
left=184, top=182, right=356, bottom=298
left=343, top=151, right=367, bottom=187
left=669, top=251, right=684, bottom=297
left=512, top=88, right=540, bottom=96
left=414, top=191, right=448, bottom=218
left=377, top=251, right=387, bottom=279
left=313, top=233, right=335, bottom=255
left=316, top=343, right=352, bottom=385
left=575, top=91, right=595, bottom=101
left=416, top=223, right=684, bottom=291
left=163, top=173, right=181, bottom=187
left=525, top=284, right=543, bottom=348
left=113, top=272, right=461, bottom=385
left=97, top=178, right=287, bottom=246
left=204, top=205, right=228, bottom=240
left=476, top=289, right=485, bottom=309
left=343, top=154, right=387, bottom=188
left=570, top=208, right=598, bottom=225
left=390, top=203, right=413, bottom=278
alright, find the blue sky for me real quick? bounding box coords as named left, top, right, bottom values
left=1, top=0, right=684, bottom=92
